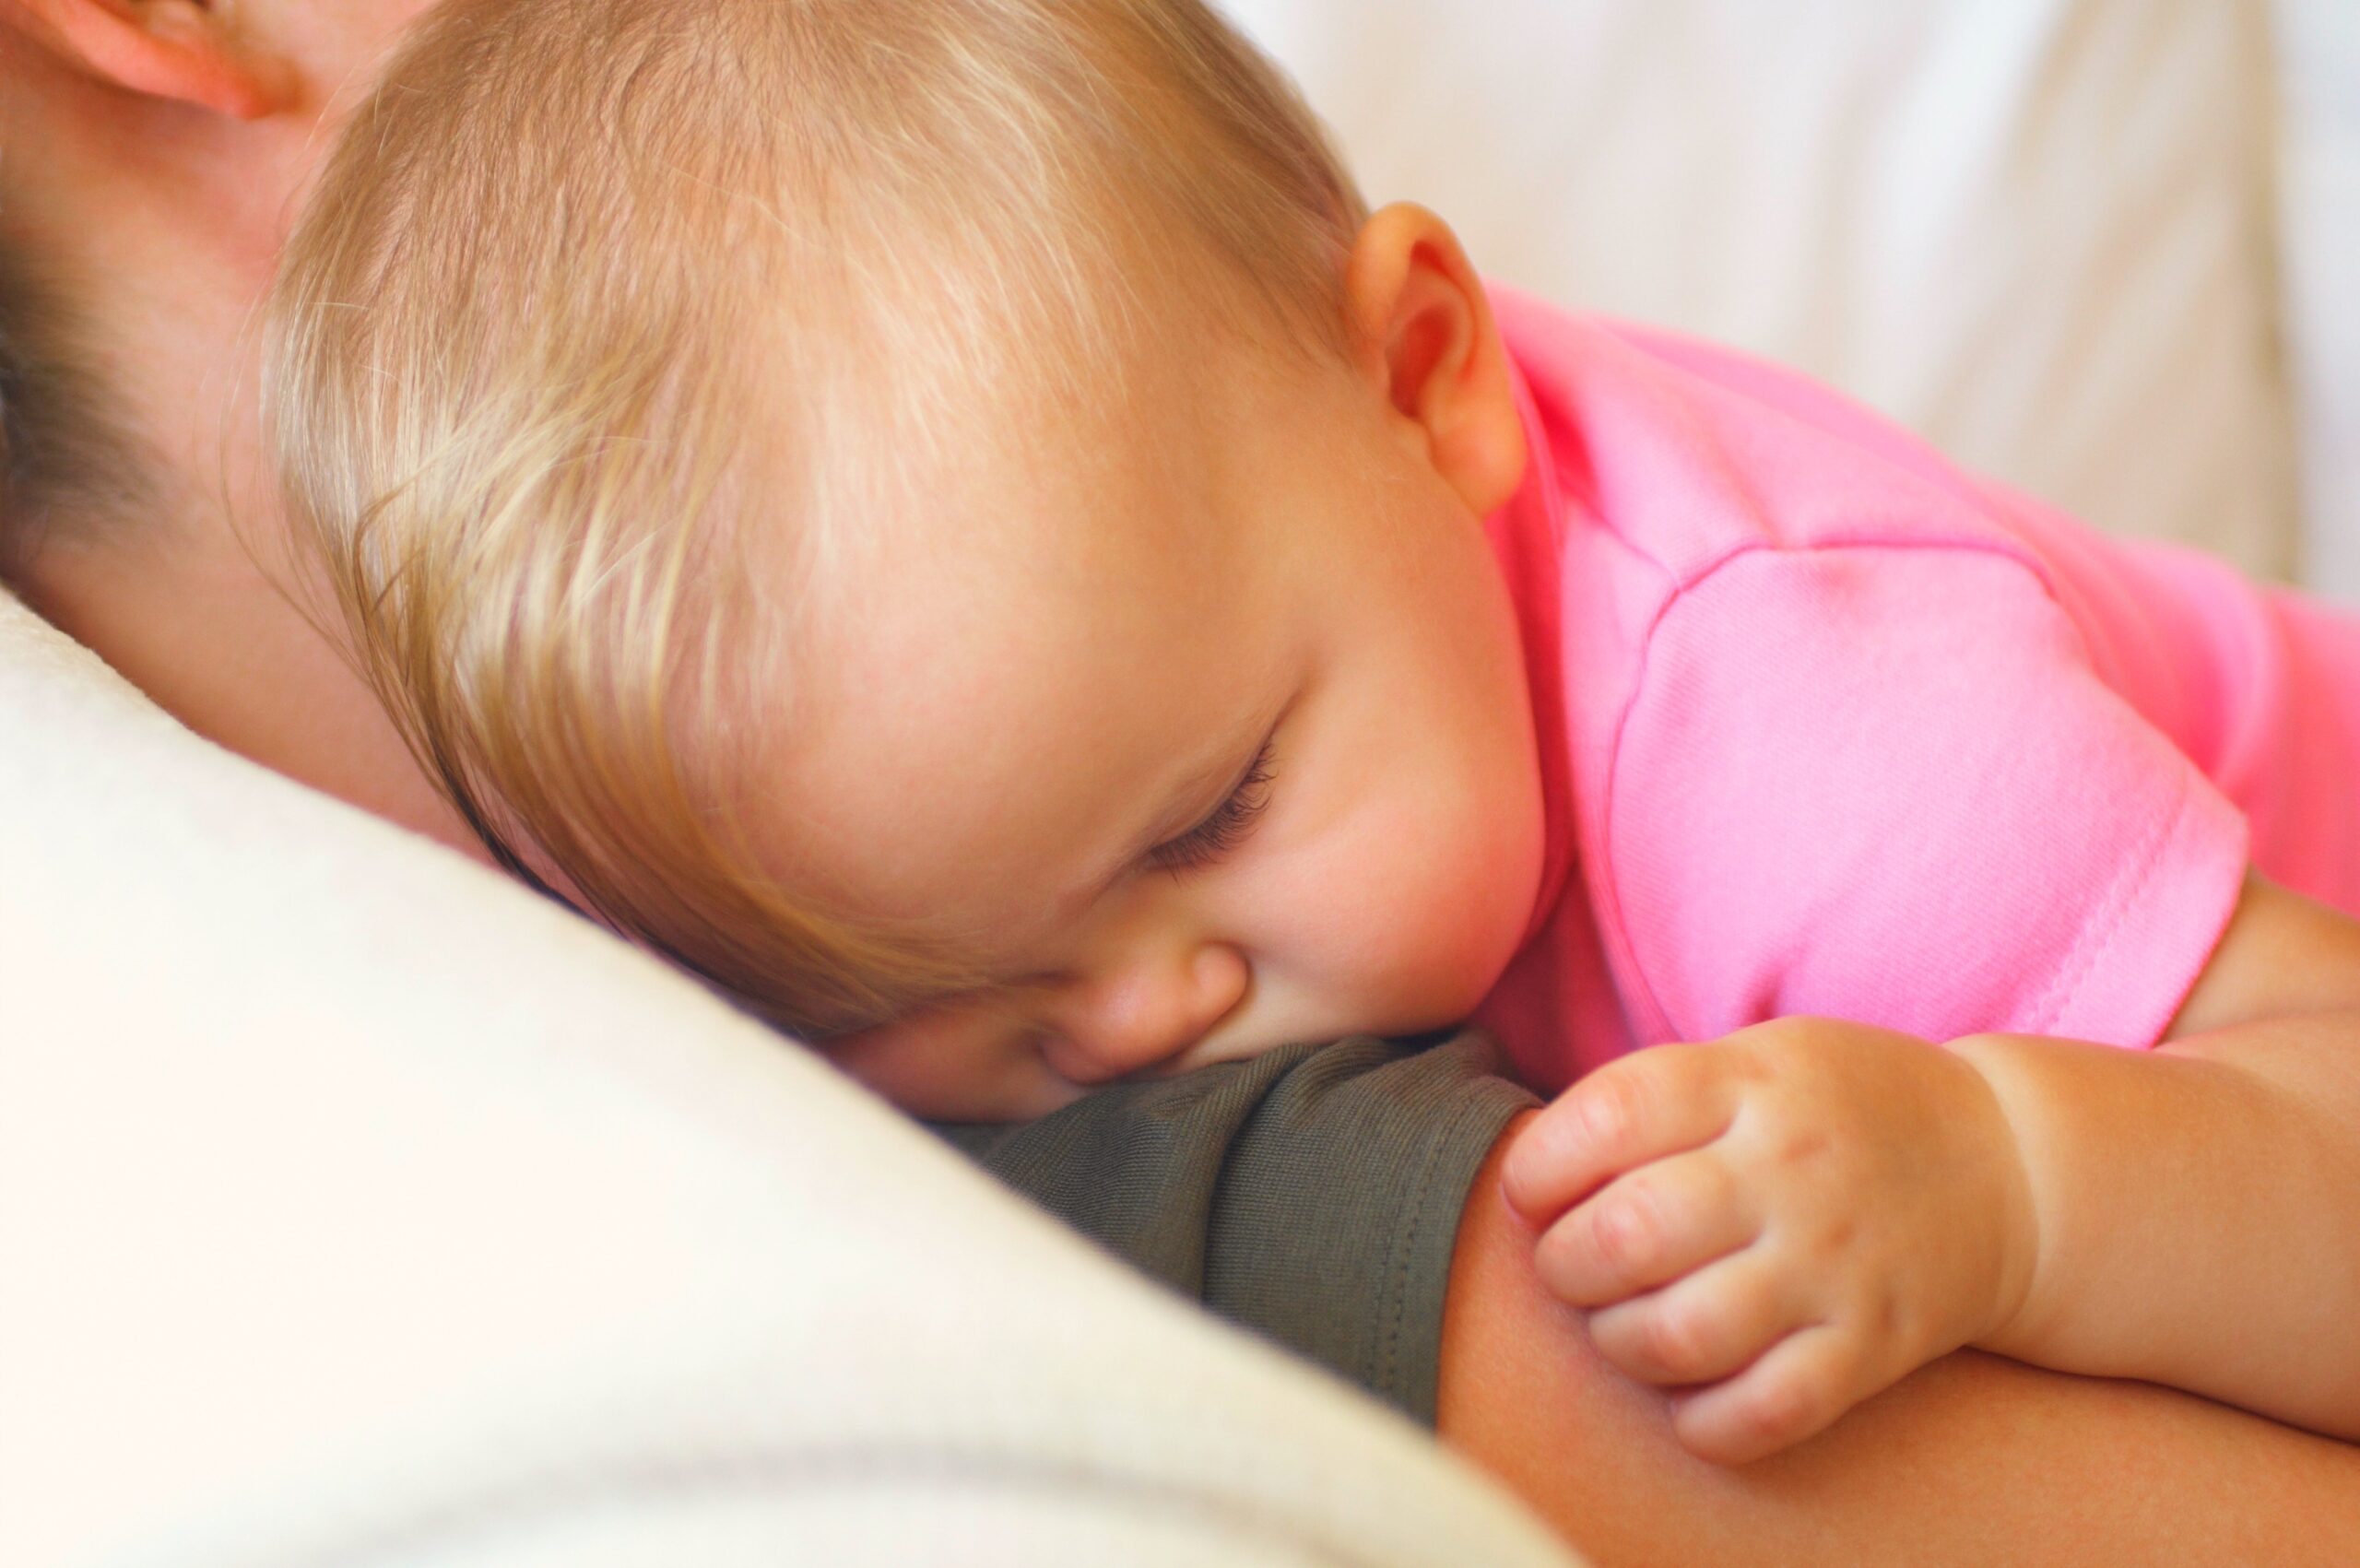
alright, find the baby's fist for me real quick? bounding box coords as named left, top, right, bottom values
left=1502, top=1020, right=2038, bottom=1464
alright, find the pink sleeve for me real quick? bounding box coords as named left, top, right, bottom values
left=1601, top=544, right=2248, bottom=1050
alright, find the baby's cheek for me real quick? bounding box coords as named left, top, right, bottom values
left=1295, top=812, right=1527, bottom=1026
left=1402, top=866, right=1532, bottom=1017
left=1420, top=804, right=1541, bottom=1004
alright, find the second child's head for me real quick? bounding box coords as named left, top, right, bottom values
left=274, top=0, right=1546, bottom=1117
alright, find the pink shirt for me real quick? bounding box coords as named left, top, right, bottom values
left=1472, top=284, right=2360, bottom=1094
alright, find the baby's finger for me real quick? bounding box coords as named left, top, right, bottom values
left=1534, top=1148, right=1756, bottom=1306
left=1503, top=1043, right=1741, bottom=1220
left=1667, top=1323, right=1863, bottom=1466
left=1586, top=1244, right=1799, bottom=1387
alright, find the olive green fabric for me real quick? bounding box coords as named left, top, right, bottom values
left=935, top=1031, right=1538, bottom=1427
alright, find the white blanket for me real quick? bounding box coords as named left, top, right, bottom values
left=0, top=587, right=1576, bottom=1566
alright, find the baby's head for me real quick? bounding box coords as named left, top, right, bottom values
left=272, top=0, right=1546, bottom=1117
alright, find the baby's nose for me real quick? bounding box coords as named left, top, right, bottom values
left=1042, top=944, right=1250, bottom=1086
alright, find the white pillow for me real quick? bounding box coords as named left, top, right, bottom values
left=1225, top=0, right=2299, bottom=582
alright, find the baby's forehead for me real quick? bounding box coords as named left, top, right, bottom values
left=840, top=354, right=1241, bottom=596
left=726, top=308, right=1343, bottom=925
left=749, top=456, right=1265, bottom=930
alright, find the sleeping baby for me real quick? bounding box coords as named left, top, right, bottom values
left=267, top=0, right=2360, bottom=1464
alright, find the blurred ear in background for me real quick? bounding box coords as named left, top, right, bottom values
left=1225, top=0, right=2358, bottom=601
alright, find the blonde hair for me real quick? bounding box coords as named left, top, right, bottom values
left=268, top=0, right=1368, bottom=1035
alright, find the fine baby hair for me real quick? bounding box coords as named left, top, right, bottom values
left=269, top=0, right=1370, bottom=1034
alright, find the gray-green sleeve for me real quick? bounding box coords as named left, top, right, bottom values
left=932, top=1031, right=1538, bottom=1427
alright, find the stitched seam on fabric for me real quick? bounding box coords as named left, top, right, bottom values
left=1375, top=1119, right=1449, bottom=1408
left=2022, top=767, right=2192, bottom=1037
left=1378, top=1133, right=1425, bottom=1397
left=1601, top=536, right=2059, bottom=1044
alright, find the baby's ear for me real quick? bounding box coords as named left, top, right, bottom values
left=5, top=0, right=296, bottom=119
left=1342, top=202, right=1529, bottom=520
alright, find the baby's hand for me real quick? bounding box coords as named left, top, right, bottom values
left=1502, top=1018, right=2037, bottom=1465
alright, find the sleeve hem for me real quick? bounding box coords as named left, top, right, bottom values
left=1363, top=1079, right=1535, bottom=1425
left=2034, top=773, right=2249, bottom=1050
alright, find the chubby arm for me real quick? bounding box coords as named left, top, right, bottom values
left=1497, top=872, right=2360, bottom=1461
left=1440, top=1113, right=2360, bottom=1567
left=1956, top=872, right=2360, bottom=1435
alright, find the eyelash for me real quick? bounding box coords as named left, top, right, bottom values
left=1148, top=737, right=1278, bottom=875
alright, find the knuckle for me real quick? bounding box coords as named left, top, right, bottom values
left=1537, top=1216, right=1618, bottom=1304
left=1532, top=1224, right=1587, bottom=1300
left=1687, top=1156, right=1738, bottom=1215
left=1770, top=1123, right=1831, bottom=1170
left=1719, top=1042, right=1774, bottom=1087
left=1870, top=1283, right=1910, bottom=1346
left=1734, top=1367, right=1826, bottom=1449
left=1578, top=1072, right=1643, bottom=1148
left=1639, top=1301, right=1718, bottom=1379
left=1590, top=1190, right=1661, bottom=1275
left=1820, top=1212, right=1859, bottom=1256
left=1861, top=1282, right=1938, bottom=1362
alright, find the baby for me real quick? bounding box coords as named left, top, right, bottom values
left=270, top=0, right=2360, bottom=1465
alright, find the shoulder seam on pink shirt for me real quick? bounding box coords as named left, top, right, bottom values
left=1596, top=535, right=2071, bottom=1046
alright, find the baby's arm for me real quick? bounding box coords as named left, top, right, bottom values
left=1503, top=872, right=2360, bottom=1463
left=1956, top=871, right=2360, bottom=1438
